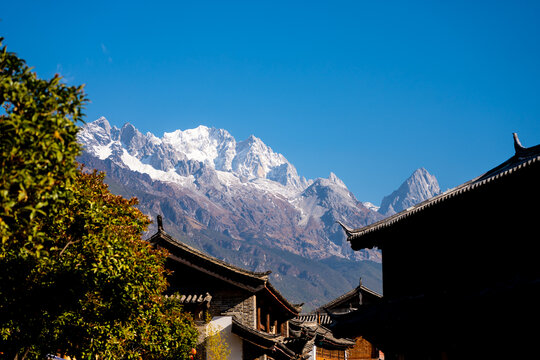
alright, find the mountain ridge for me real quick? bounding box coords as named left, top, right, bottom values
left=79, top=116, right=382, bottom=261
left=77, top=116, right=441, bottom=309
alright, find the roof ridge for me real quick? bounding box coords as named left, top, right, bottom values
left=148, top=228, right=271, bottom=279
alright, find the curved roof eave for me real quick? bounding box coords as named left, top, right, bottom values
left=264, top=282, right=303, bottom=316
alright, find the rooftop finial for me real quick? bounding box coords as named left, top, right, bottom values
left=157, top=215, right=164, bottom=232
left=513, top=133, right=525, bottom=155
left=358, top=278, right=364, bottom=305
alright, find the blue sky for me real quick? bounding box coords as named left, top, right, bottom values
left=3, top=1, right=540, bottom=204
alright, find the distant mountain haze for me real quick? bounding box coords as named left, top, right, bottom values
left=77, top=117, right=441, bottom=308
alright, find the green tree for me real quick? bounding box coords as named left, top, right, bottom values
left=1, top=35, right=85, bottom=359
left=44, top=170, right=198, bottom=360
left=204, top=316, right=230, bottom=360
left=0, top=38, right=198, bottom=359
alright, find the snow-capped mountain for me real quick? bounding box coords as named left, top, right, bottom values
left=363, top=202, right=380, bottom=212
left=78, top=118, right=443, bottom=307
left=378, top=167, right=441, bottom=216
left=78, top=117, right=382, bottom=262
left=79, top=117, right=310, bottom=193
left=77, top=117, right=388, bottom=309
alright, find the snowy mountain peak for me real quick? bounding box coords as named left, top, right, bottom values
left=407, top=168, right=440, bottom=197
left=246, top=134, right=258, bottom=142
left=119, top=123, right=141, bottom=146
left=378, top=167, right=441, bottom=216
left=328, top=172, right=347, bottom=188
left=81, top=117, right=112, bottom=142
left=162, top=125, right=236, bottom=170
left=77, top=116, right=117, bottom=159
left=233, top=134, right=292, bottom=183
left=93, top=116, right=112, bottom=133
left=363, top=202, right=380, bottom=212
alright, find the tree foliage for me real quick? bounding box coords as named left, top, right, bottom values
left=0, top=38, right=198, bottom=359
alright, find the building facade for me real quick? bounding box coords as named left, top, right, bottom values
left=148, top=218, right=303, bottom=360
left=296, top=282, right=382, bottom=360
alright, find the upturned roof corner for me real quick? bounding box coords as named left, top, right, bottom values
left=335, top=220, right=354, bottom=237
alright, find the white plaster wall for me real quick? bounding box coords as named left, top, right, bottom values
left=206, top=316, right=243, bottom=360
left=308, top=345, right=316, bottom=360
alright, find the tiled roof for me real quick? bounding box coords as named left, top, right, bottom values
left=317, top=285, right=382, bottom=311
left=149, top=229, right=270, bottom=285
left=295, top=284, right=382, bottom=327
left=148, top=221, right=301, bottom=315
left=289, top=319, right=356, bottom=349
left=340, top=134, right=540, bottom=248
left=231, top=318, right=297, bottom=359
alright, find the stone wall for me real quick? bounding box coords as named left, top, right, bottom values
left=210, top=289, right=256, bottom=327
